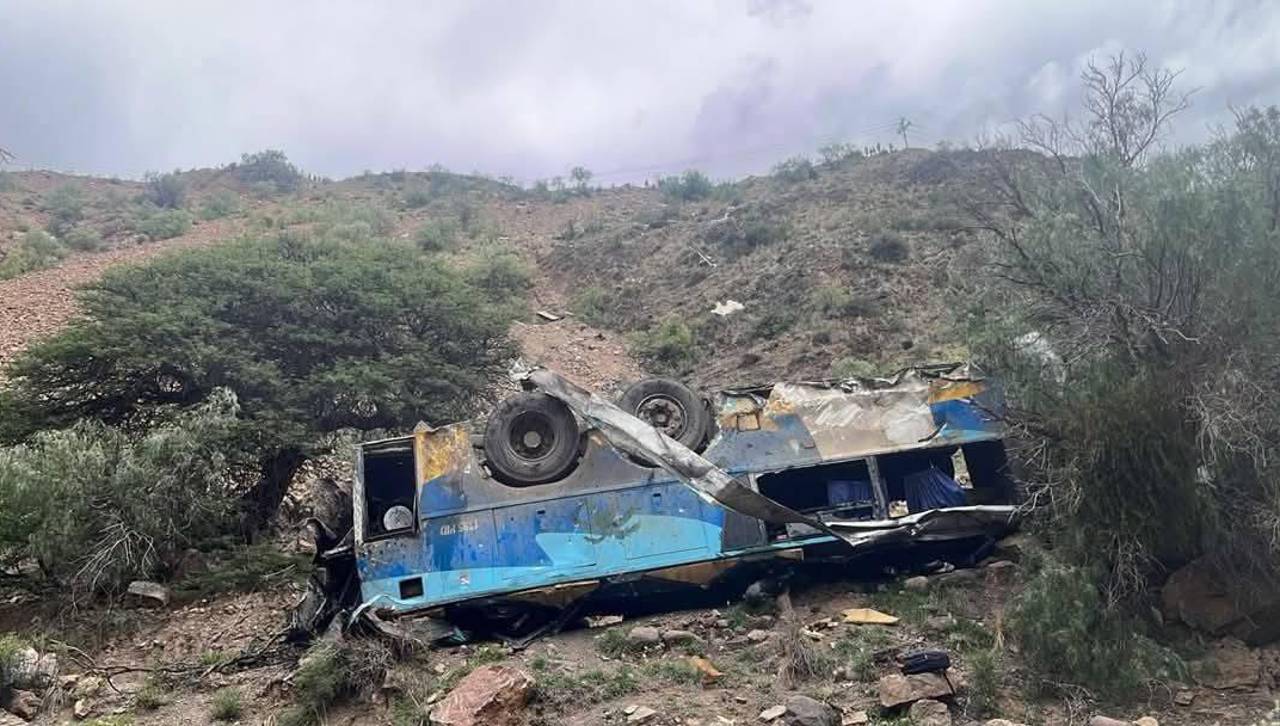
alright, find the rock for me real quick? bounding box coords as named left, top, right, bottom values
left=759, top=705, right=787, bottom=721
left=908, top=699, right=951, bottom=726
left=7, top=648, right=56, bottom=690
left=429, top=665, right=533, bottom=726
left=627, top=706, right=658, bottom=723
left=125, top=580, right=170, bottom=607
left=661, top=629, right=702, bottom=645
left=782, top=695, right=839, bottom=726
left=842, top=712, right=868, bottom=725
left=1134, top=718, right=1159, bottom=726
left=903, top=576, right=930, bottom=592
left=992, top=533, right=1041, bottom=561
left=936, top=569, right=980, bottom=587
left=73, top=698, right=93, bottom=720
left=1162, top=556, right=1280, bottom=645
left=1194, top=637, right=1260, bottom=689
left=0, top=712, right=29, bottom=726
left=984, top=560, right=1017, bottom=584
left=2, top=690, right=39, bottom=721
left=877, top=671, right=955, bottom=708
left=923, top=615, right=955, bottom=633
left=1174, top=690, right=1195, bottom=706
left=626, top=626, right=662, bottom=647
left=71, top=675, right=103, bottom=700
left=983, top=721, right=1028, bottom=726
left=1087, top=718, right=1129, bottom=726
left=747, top=629, right=771, bottom=643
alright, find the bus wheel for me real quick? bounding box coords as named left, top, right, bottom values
left=484, top=392, right=582, bottom=486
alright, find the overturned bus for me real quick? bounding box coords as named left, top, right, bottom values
left=304, top=363, right=1018, bottom=641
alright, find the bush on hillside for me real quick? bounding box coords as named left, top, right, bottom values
left=416, top=219, right=460, bottom=252
left=631, top=318, right=697, bottom=372
left=0, top=391, right=239, bottom=595
left=144, top=171, right=187, bottom=209
left=819, top=142, right=863, bottom=165
left=868, top=232, right=909, bottom=263
left=0, top=230, right=67, bottom=279
left=658, top=170, right=713, bottom=202
left=199, top=190, right=241, bottom=220
left=771, top=156, right=816, bottom=182
left=44, top=184, right=85, bottom=236
left=968, top=55, right=1280, bottom=617
left=235, top=149, right=303, bottom=193
left=63, top=226, right=104, bottom=252
left=135, top=208, right=194, bottom=240
left=0, top=232, right=519, bottom=528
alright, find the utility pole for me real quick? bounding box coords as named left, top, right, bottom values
left=896, top=117, right=913, bottom=148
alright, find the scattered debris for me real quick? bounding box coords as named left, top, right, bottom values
left=585, top=615, right=624, bottom=628
left=842, top=608, right=898, bottom=625
left=429, top=665, right=533, bottom=726
left=627, top=705, right=659, bottom=723
left=535, top=310, right=562, bottom=322
left=760, top=705, right=787, bottom=721
left=877, top=672, right=955, bottom=708
left=712, top=299, right=745, bottom=316
left=125, top=580, right=171, bottom=607
left=908, top=699, right=951, bottom=726
left=689, top=656, right=723, bottom=681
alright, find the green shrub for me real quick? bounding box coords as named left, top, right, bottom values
left=144, top=171, right=187, bottom=209
left=0, top=633, right=27, bottom=692
left=0, top=391, right=240, bottom=594
left=0, top=230, right=68, bottom=279
left=173, top=543, right=310, bottom=597
left=63, top=226, right=103, bottom=252
left=403, top=184, right=432, bottom=208
left=281, top=640, right=392, bottom=726
left=1009, top=561, right=1183, bottom=696
left=631, top=318, right=697, bottom=371
left=464, top=252, right=532, bottom=303
left=235, top=149, right=303, bottom=193
left=44, top=184, right=85, bottom=235
left=819, top=142, right=863, bottom=165
left=868, top=233, right=908, bottom=263
left=210, top=688, right=243, bottom=721
left=135, top=208, right=193, bottom=240
left=752, top=309, right=795, bottom=338
left=0, top=233, right=517, bottom=530
left=771, top=156, right=816, bottom=182
left=965, top=649, right=1001, bottom=717
left=0, top=171, right=14, bottom=193
left=572, top=285, right=622, bottom=328
left=416, top=219, right=459, bottom=252
left=705, top=215, right=787, bottom=256
left=199, top=190, right=240, bottom=220
left=658, top=170, right=713, bottom=202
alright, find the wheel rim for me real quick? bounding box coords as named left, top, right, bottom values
left=506, top=411, right=557, bottom=462
left=636, top=394, right=688, bottom=439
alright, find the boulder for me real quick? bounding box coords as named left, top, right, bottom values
left=626, top=626, right=662, bottom=647
left=429, top=665, right=533, bottom=726
left=73, top=698, right=93, bottom=720
left=747, top=629, right=771, bottom=643
left=1134, top=718, right=1159, bottom=726
left=992, top=533, right=1041, bottom=561
left=125, top=580, right=170, bottom=607
left=661, top=629, right=702, bottom=646
left=627, top=705, right=658, bottom=723
left=6, top=648, right=57, bottom=691
left=936, top=569, right=980, bottom=587
left=844, top=712, right=869, bottom=725
left=782, top=695, right=839, bottom=726
left=908, top=699, right=951, bottom=726
left=1, top=690, right=39, bottom=721
left=877, top=671, right=955, bottom=708
left=1194, top=637, right=1260, bottom=689
left=1161, top=557, right=1280, bottom=645
left=903, top=576, right=930, bottom=592
left=983, top=560, right=1017, bottom=585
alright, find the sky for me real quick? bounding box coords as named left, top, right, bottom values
left=2, top=0, right=1279, bottom=184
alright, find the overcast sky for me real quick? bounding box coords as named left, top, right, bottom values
left=2, top=1, right=1278, bottom=183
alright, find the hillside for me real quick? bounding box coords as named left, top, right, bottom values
left=0, top=152, right=1277, bottom=726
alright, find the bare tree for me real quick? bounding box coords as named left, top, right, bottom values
left=0, top=146, right=13, bottom=164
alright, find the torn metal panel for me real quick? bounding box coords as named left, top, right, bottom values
left=524, top=368, right=829, bottom=533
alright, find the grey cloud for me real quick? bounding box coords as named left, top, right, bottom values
left=1, top=1, right=1278, bottom=182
